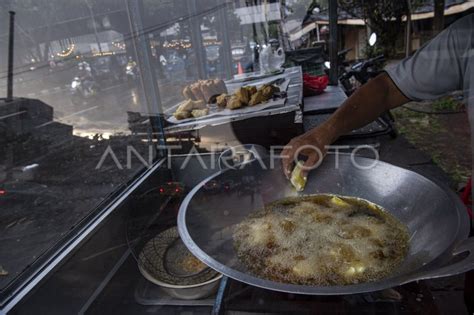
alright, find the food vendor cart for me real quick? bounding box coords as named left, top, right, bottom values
left=1, top=0, right=472, bottom=314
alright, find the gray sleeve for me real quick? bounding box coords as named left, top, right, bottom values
left=386, top=16, right=469, bottom=101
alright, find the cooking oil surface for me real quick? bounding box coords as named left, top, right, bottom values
left=233, top=194, right=409, bottom=286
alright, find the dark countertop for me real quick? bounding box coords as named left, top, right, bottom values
left=303, top=85, right=347, bottom=114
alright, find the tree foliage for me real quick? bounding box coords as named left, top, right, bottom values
left=338, top=0, right=428, bottom=57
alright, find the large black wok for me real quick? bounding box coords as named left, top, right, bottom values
left=177, top=146, right=474, bottom=294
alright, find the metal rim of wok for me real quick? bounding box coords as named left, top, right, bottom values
left=177, top=152, right=474, bottom=295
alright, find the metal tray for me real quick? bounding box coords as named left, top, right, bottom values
left=164, top=67, right=303, bottom=133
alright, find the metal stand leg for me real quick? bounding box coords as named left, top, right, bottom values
left=212, top=276, right=229, bottom=315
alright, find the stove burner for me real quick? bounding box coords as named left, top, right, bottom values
left=138, top=226, right=219, bottom=286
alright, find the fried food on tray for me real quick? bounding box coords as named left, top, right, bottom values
left=191, top=99, right=206, bottom=110
left=173, top=110, right=192, bottom=120
left=201, top=80, right=228, bottom=103
left=261, top=84, right=280, bottom=99
left=247, top=85, right=257, bottom=96
left=227, top=96, right=243, bottom=109
left=248, top=84, right=279, bottom=106
left=182, top=79, right=228, bottom=104
left=249, top=90, right=266, bottom=106
left=176, top=99, right=205, bottom=113
left=235, top=87, right=251, bottom=105
left=216, top=93, right=229, bottom=108
left=182, top=85, right=195, bottom=100
left=191, top=108, right=209, bottom=118
left=176, top=99, right=194, bottom=112
left=215, top=83, right=280, bottom=110
left=200, top=81, right=213, bottom=103
left=175, top=80, right=281, bottom=120
left=173, top=99, right=207, bottom=120
left=190, top=82, right=206, bottom=102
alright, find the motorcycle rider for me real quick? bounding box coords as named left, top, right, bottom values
left=76, top=61, right=95, bottom=95
left=126, top=57, right=137, bottom=72
left=125, top=56, right=138, bottom=82
left=127, top=56, right=137, bottom=68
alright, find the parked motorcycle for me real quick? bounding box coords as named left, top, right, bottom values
left=338, top=33, right=397, bottom=138
left=324, top=47, right=352, bottom=78
left=339, top=54, right=385, bottom=96
left=340, top=54, right=397, bottom=137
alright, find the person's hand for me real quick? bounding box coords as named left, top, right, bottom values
left=281, top=127, right=333, bottom=179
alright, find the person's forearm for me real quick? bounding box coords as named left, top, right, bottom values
left=318, top=73, right=410, bottom=143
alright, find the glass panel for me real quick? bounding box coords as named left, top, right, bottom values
left=0, top=0, right=162, bottom=294
left=4, top=0, right=307, bottom=309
